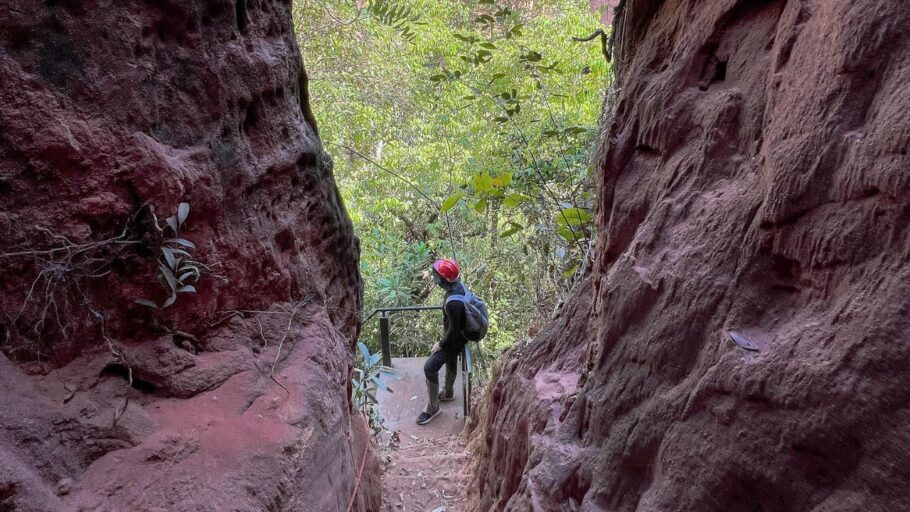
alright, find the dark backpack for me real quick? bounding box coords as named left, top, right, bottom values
left=445, top=288, right=490, bottom=341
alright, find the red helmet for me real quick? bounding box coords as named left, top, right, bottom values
left=432, top=258, right=460, bottom=282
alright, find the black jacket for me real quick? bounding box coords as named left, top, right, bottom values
left=439, top=281, right=468, bottom=354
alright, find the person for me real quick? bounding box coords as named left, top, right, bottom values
left=416, top=258, right=467, bottom=425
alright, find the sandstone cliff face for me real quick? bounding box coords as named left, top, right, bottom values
left=0, top=1, right=377, bottom=510
left=469, top=1, right=910, bottom=510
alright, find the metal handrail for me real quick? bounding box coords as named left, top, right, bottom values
left=362, top=304, right=472, bottom=418
left=363, top=305, right=443, bottom=324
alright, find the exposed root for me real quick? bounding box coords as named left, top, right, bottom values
left=252, top=360, right=289, bottom=395
left=2, top=207, right=150, bottom=360
left=346, top=443, right=370, bottom=512
left=86, top=305, right=134, bottom=427
left=270, top=303, right=300, bottom=378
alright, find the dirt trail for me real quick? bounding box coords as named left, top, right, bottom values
left=379, top=432, right=467, bottom=511
left=376, top=357, right=470, bottom=511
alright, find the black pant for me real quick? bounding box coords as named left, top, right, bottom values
left=424, top=348, right=458, bottom=384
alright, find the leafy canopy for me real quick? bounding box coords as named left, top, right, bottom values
left=294, top=0, right=610, bottom=360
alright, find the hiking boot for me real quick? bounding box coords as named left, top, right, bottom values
left=439, top=368, right=457, bottom=402
left=416, top=409, right=441, bottom=425
left=417, top=380, right=441, bottom=425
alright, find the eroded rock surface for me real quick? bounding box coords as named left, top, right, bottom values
left=0, top=1, right=377, bottom=510
left=469, top=1, right=910, bottom=510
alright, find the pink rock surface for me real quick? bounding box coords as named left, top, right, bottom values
left=0, top=1, right=377, bottom=510
left=469, top=0, right=910, bottom=510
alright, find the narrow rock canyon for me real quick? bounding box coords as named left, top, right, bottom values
left=2, top=0, right=908, bottom=511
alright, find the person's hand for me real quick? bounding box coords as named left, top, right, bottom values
left=431, top=342, right=441, bottom=353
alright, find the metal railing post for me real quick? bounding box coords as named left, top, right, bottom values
left=462, top=345, right=473, bottom=418
left=379, top=312, right=392, bottom=367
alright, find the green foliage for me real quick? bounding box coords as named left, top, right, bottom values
left=294, top=0, right=608, bottom=363
left=137, top=202, right=200, bottom=309
left=368, top=0, right=422, bottom=41
left=352, top=341, right=396, bottom=434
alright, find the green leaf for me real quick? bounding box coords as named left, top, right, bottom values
left=177, top=202, right=190, bottom=226
left=179, top=269, right=199, bottom=283
left=490, top=172, right=512, bottom=188
left=166, top=238, right=196, bottom=249
left=500, top=222, right=523, bottom=237
left=161, top=247, right=176, bottom=269
left=474, top=198, right=488, bottom=212
left=158, top=263, right=178, bottom=292
left=357, top=341, right=371, bottom=366
left=440, top=192, right=464, bottom=213
left=556, top=207, right=593, bottom=227
left=562, top=264, right=580, bottom=278
left=472, top=173, right=493, bottom=194
left=556, top=226, right=578, bottom=241
left=134, top=298, right=158, bottom=309
left=376, top=365, right=395, bottom=375
left=371, top=374, right=391, bottom=392
left=480, top=42, right=496, bottom=49
left=503, top=193, right=528, bottom=208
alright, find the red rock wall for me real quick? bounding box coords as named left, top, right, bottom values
left=0, top=0, right=378, bottom=510
left=468, top=0, right=910, bottom=510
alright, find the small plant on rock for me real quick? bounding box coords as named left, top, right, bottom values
left=352, top=341, right=395, bottom=434
left=136, top=202, right=201, bottom=309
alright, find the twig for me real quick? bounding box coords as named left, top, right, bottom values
left=14, top=269, right=50, bottom=323
left=345, top=441, right=370, bottom=512
left=170, top=330, right=199, bottom=343
left=327, top=142, right=440, bottom=209
left=252, top=360, right=290, bottom=395
left=85, top=303, right=134, bottom=426
left=256, top=318, right=267, bottom=347
left=113, top=366, right=132, bottom=426
left=165, top=438, right=189, bottom=473
left=571, top=29, right=610, bottom=62
left=270, top=304, right=300, bottom=378
left=0, top=227, right=138, bottom=259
